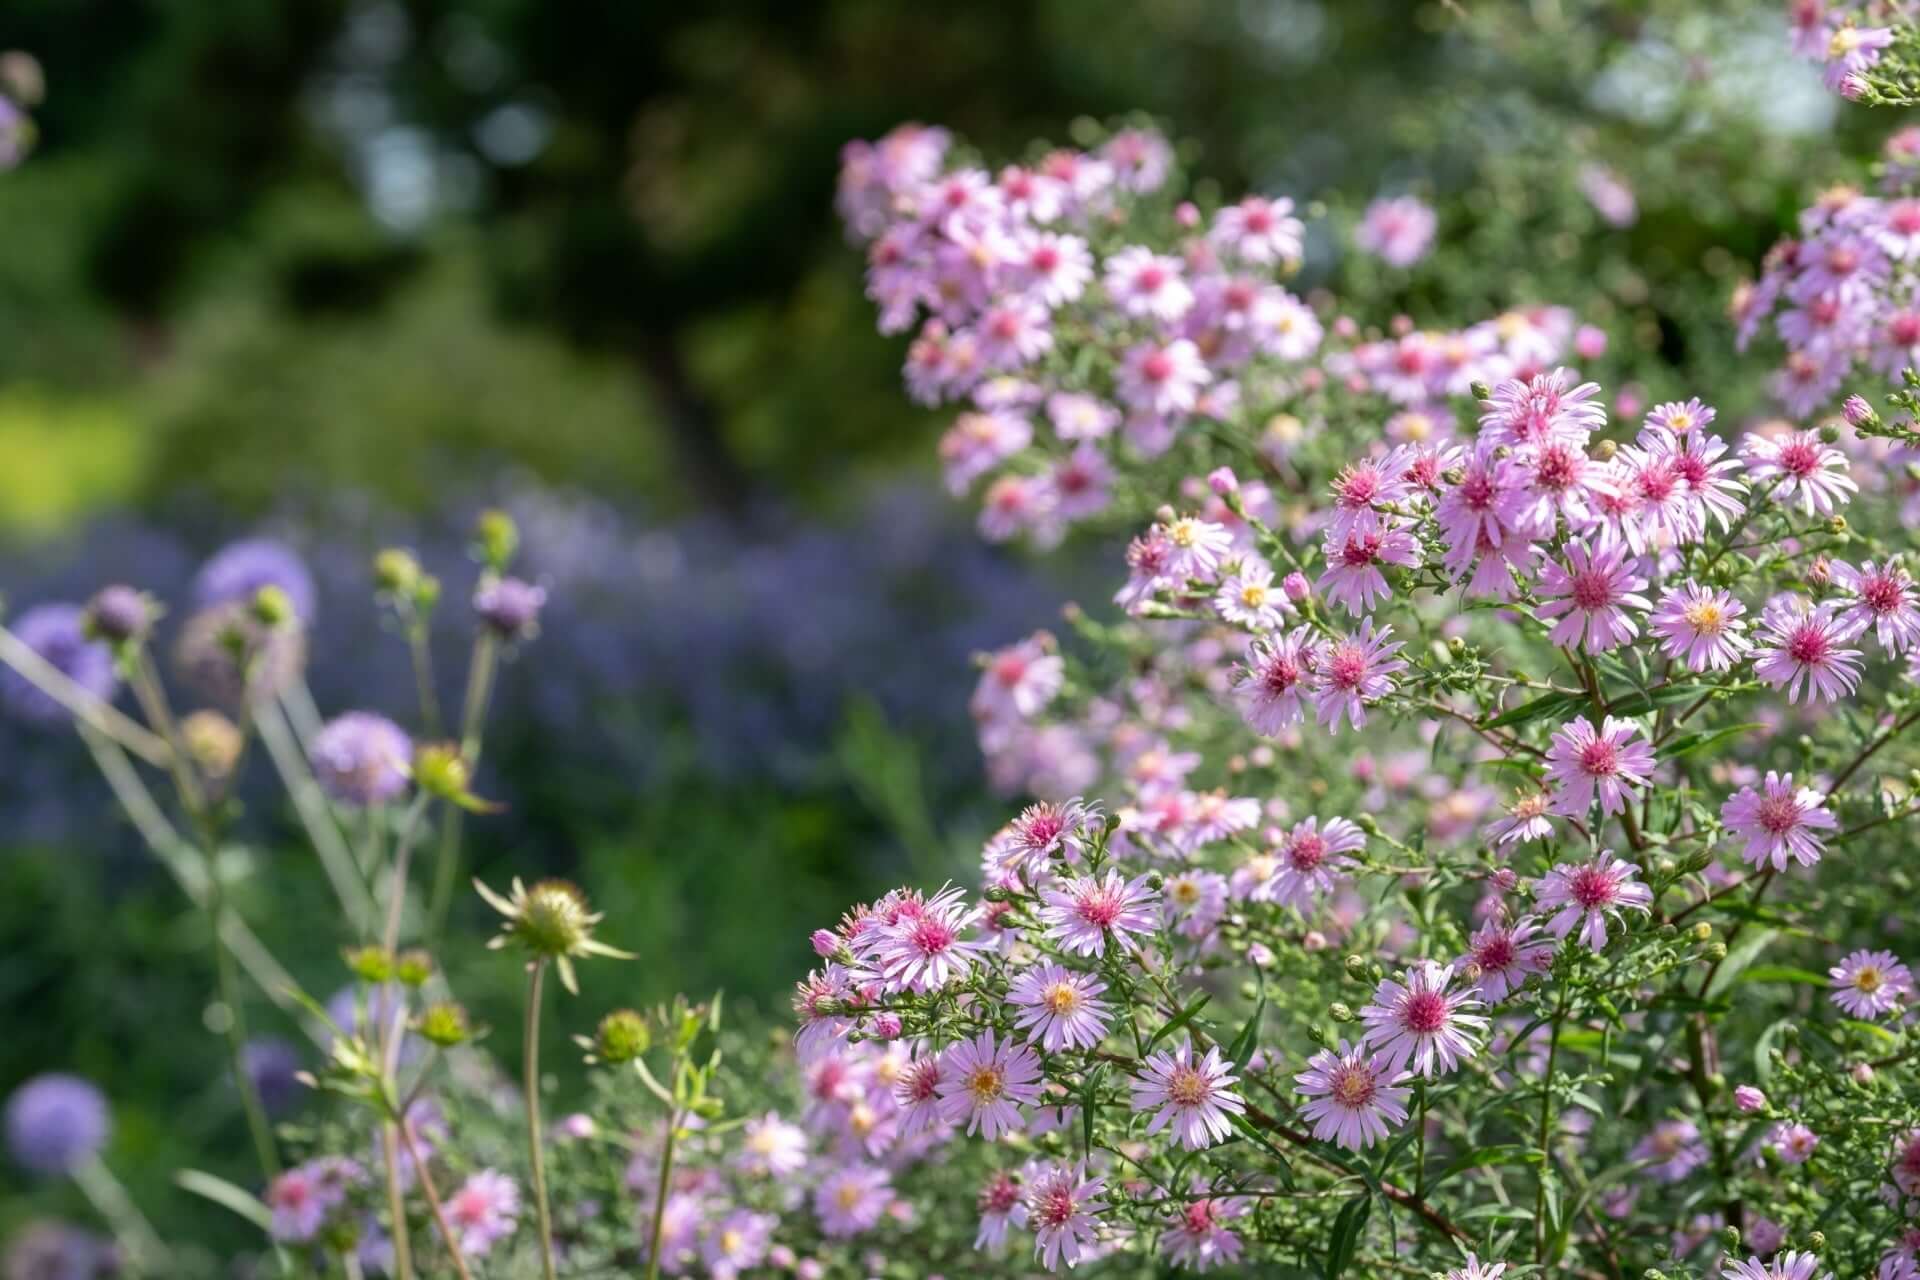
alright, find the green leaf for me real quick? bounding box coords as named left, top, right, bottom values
left=1658, top=722, right=1766, bottom=760
left=1483, top=691, right=1584, bottom=730
left=1738, top=965, right=1830, bottom=987
left=1607, top=683, right=1711, bottom=717
left=1227, top=996, right=1266, bottom=1070
left=1754, top=1018, right=1789, bottom=1089
left=1704, top=928, right=1778, bottom=999
left=1429, top=1143, right=1536, bottom=1190
left=1146, top=992, right=1213, bottom=1051
left=174, top=1169, right=272, bottom=1230
left=1325, top=1192, right=1372, bottom=1279
left=1079, top=1063, right=1105, bottom=1159
left=1227, top=1112, right=1295, bottom=1186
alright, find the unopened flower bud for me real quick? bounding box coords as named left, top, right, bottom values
left=1721, top=1226, right=1742, bottom=1251
left=1443, top=466, right=1466, bottom=486
left=1807, top=556, right=1832, bottom=587
left=811, top=929, right=839, bottom=958
left=412, top=742, right=470, bottom=801
left=1826, top=514, right=1847, bottom=535
left=182, top=710, right=244, bottom=780
left=1843, top=394, right=1877, bottom=427
left=1282, top=572, right=1311, bottom=602
left=1706, top=941, right=1728, bottom=962
left=373, top=549, right=422, bottom=596
left=1354, top=813, right=1379, bottom=835
left=417, top=1002, right=470, bottom=1048
left=1655, top=856, right=1678, bottom=877
left=394, top=950, right=434, bottom=987
left=1469, top=380, right=1492, bottom=402
left=344, top=945, right=394, bottom=984
left=1175, top=201, right=1200, bottom=228
left=871, top=1013, right=903, bottom=1040
left=1207, top=466, right=1239, bottom=496
left=1328, top=1002, right=1354, bottom=1022
left=473, top=576, right=547, bottom=641
left=1575, top=325, right=1608, bottom=361
left=83, top=585, right=154, bottom=645
left=1852, top=1061, right=1875, bottom=1085
left=1818, top=422, right=1842, bottom=444
left=1345, top=954, right=1370, bottom=979
left=591, top=1009, right=651, bottom=1064
left=1591, top=438, right=1618, bottom=463
left=250, top=585, right=295, bottom=628
left=1806, top=1231, right=1825, bottom=1252
left=475, top=509, right=520, bottom=571
left=1690, top=922, right=1713, bottom=942
left=1301, top=930, right=1329, bottom=952
left=1733, top=1085, right=1766, bottom=1112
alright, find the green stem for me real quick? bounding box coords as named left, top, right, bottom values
left=427, top=633, right=498, bottom=942
left=1533, top=994, right=1566, bottom=1264
left=398, top=1118, right=477, bottom=1280
left=525, top=960, right=558, bottom=1280
left=72, top=1155, right=170, bottom=1275
left=380, top=1122, right=414, bottom=1280
left=644, top=1107, right=683, bottom=1280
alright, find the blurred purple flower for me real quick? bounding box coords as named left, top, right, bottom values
left=5, top=1074, right=109, bottom=1176
left=0, top=605, right=117, bottom=726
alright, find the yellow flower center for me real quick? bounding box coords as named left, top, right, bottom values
left=1684, top=600, right=1726, bottom=634
left=968, top=1066, right=1005, bottom=1102
left=1044, top=982, right=1082, bottom=1015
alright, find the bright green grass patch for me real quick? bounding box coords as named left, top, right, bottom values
left=0, top=387, right=148, bottom=536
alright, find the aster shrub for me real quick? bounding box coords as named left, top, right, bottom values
left=762, top=113, right=1920, bottom=1278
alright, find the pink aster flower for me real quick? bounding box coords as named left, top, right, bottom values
left=1359, top=961, right=1488, bottom=1078
left=268, top=1161, right=348, bottom=1243
left=1650, top=423, right=1747, bottom=532
left=738, top=1112, right=808, bottom=1177
left=1018, top=231, right=1093, bottom=308
left=975, top=1168, right=1029, bottom=1253
left=1309, top=617, right=1408, bottom=732
left=1771, top=1121, right=1819, bottom=1164
left=1210, top=195, right=1304, bottom=265
left=976, top=299, right=1055, bottom=370
left=1129, top=1039, right=1247, bottom=1150
left=1829, top=949, right=1913, bottom=1018
left=1162, top=869, right=1230, bottom=939
left=1544, top=716, right=1656, bottom=818
left=1444, top=1255, right=1510, bottom=1280
left=1478, top=369, right=1608, bottom=451
left=1003, top=798, right=1102, bottom=876
left=1721, top=772, right=1837, bottom=871
left=1326, top=449, right=1416, bottom=543
left=445, top=1169, right=520, bottom=1259
left=1039, top=871, right=1161, bottom=957
left=1269, top=816, right=1363, bottom=909
left=1317, top=523, right=1421, bottom=617
left=1721, top=1250, right=1832, bottom=1280
left=815, top=1163, right=892, bottom=1238
left=1104, top=246, right=1193, bottom=322
left=1027, top=1161, right=1107, bottom=1272
left=1233, top=627, right=1318, bottom=735
left=1460, top=916, right=1556, bottom=1001
left=1536, top=538, right=1651, bottom=652
left=1752, top=598, right=1865, bottom=703
left=1742, top=430, right=1858, bottom=515
left=1159, top=1191, right=1248, bottom=1271
left=1435, top=446, right=1533, bottom=579
left=972, top=635, right=1064, bottom=720
left=937, top=1028, right=1043, bottom=1140
left=1008, top=962, right=1112, bottom=1053
left=1354, top=196, right=1437, bottom=268
left=1158, top=513, right=1235, bottom=580
left=1832, top=558, right=1920, bottom=654
left=1633, top=1119, right=1707, bottom=1183
left=892, top=1051, right=946, bottom=1136
left=1650, top=582, right=1751, bottom=672
left=1488, top=790, right=1555, bottom=845
left=1535, top=851, right=1653, bottom=951
left=1117, top=339, right=1211, bottom=418
left=703, top=1209, right=776, bottom=1274
left=1293, top=1040, right=1411, bottom=1151
left=863, top=884, right=983, bottom=994
left=1215, top=557, right=1289, bottom=629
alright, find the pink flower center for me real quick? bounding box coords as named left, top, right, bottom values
left=1288, top=832, right=1327, bottom=871
left=1336, top=467, right=1380, bottom=506
left=1261, top=654, right=1302, bottom=694
left=1534, top=445, right=1577, bottom=490
left=1035, top=1187, right=1077, bottom=1228
left=992, top=653, right=1029, bottom=687
left=1569, top=568, right=1617, bottom=611
left=980, top=1175, right=1021, bottom=1214
left=1141, top=351, right=1174, bottom=383
left=1324, top=643, right=1367, bottom=692
left=989, top=311, right=1020, bottom=340
left=273, top=1178, right=313, bottom=1210
left=1827, top=245, right=1859, bottom=275
left=1032, top=244, right=1060, bottom=272
left=1076, top=885, right=1123, bottom=928
left=1569, top=865, right=1618, bottom=910
left=1475, top=933, right=1517, bottom=970
left=1576, top=736, right=1621, bottom=777
left=903, top=1061, right=940, bottom=1103
left=1329, top=1061, right=1377, bottom=1107
left=1136, top=264, right=1167, bottom=293
left=1182, top=1200, right=1219, bottom=1232
left=1861, top=572, right=1905, bottom=614
left=1635, top=462, right=1678, bottom=504
left=1399, top=988, right=1450, bottom=1034
left=1457, top=471, right=1496, bottom=511
left=909, top=917, right=957, bottom=956
left=450, top=1189, right=489, bottom=1226
left=1167, top=1065, right=1212, bottom=1107
left=1787, top=623, right=1832, bottom=665
left=1244, top=205, right=1273, bottom=233
left=1339, top=534, right=1382, bottom=568
left=1672, top=453, right=1707, bottom=485
left=1019, top=809, right=1067, bottom=848
left=1777, top=440, right=1822, bottom=477
left=1892, top=312, right=1920, bottom=345
left=1755, top=792, right=1803, bottom=835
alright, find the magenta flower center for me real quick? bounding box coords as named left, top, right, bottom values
left=1182, top=1200, right=1219, bottom=1232
left=980, top=1175, right=1021, bottom=1214
left=909, top=917, right=957, bottom=956
left=992, top=653, right=1029, bottom=687
left=1534, top=446, right=1577, bottom=490
left=1755, top=792, right=1803, bottom=835
left=1244, top=205, right=1274, bottom=233
left=1141, top=350, right=1174, bottom=383
left=1569, top=866, right=1618, bottom=909
left=1457, top=471, right=1495, bottom=510
left=1475, top=933, right=1517, bottom=970
left=1399, top=988, right=1450, bottom=1034
left=1569, top=568, right=1617, bottom=611
left=1787, top=623, right=1832, bottom=665
left=1336, top=468, right=1380, bottom=506
left=1635, top=463, right=1678, bottom=504
left=1020, top=810, right=1067, bottom=848
left=903, top=1062, right=939, bottom=1103
left=1672, top=453, right=1707, bottom=485
left=1861, top=572, right=1904, bottom=614
left=1576, top=736, right=1621, bottom=777
left=1262, top=654, right=1302, bottom=694
left=1777, top=440, right=1822, bottom=477
left=1288, top=832, right=1326, bottom=871
left=1136, top=264, right=1167, bottom=292
left=1031, top=244, right=1060, bottom=271
left=1035, top=1187, right=1077, bottom=1227
left=1324, top=643, right=1367, bottom=691
left=1892, top=312, right=1920, bottom=344
left=1076, top=885, right=1123, bottom=928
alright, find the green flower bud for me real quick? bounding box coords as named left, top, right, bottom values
left=475, top=509, right=520, bottom=571
left=417, top=1002, right=471, bottom=1048
left=344, top=944, right=395, bottom=984
left=373, top=549, right=422, bottom=596
left=590, top=1009, right=651, bottom=1064
left=1690, top=922, right=1713, bottom=943
left=1592, top=438, right=1618, bottom=463
left=394, top=949, right=434, bottom=987
left=251, top=585, right=295, bottom=628
left=1329, top=1001, right=1354, bottom=1022
left=1706, top=941, right=1728, bottom=962
left=1807, top=1231, right=1825, bottom=1252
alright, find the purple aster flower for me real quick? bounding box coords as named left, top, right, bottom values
left=1156, top=513, right=1233, bottom=580
left=1233, top=627, right=1317, bottom=735
left=1488, top=790, right=1555, bottom=846
left=937, top=1028, right=1042, bottom=1140
left=5, top=1075, right=109, bottom=1176
left=444, top=1169, right=519, bottom=1257
left=1632, top=1118, right=1708, bottom=1183
left=82, top=585, right=153, bottom=645
left=1477, top=369, right=1607, bottom=452
left=1309, top=617, right=1407, bottom=732
left=1829, top=948, right=1912, bottom=1018
left=241, top=1037, right=304, bottom=1117
left=1269, top=816, right=1362, bottom=909
left=1359, top=962, right=1487, bottom=1078
left=1536, top=538, right=1651, bottom=652
left=737, top=1111, right=807, bottom=1177
left=310, top=712, right=413, bottom=807
left=1435, top=446, right=1532, bottom=579
left=703, top=1208, right=776, bottom=1274
left=892, top=1050, right=945, bottom=1136
left=1326, top=449, right=1416, bottom=543
left=1038, top=871, right=1160, bottom=957
left=1008, top=962, right=1112, bottom=1053
left=1026, top=1160, right=1107, bottom=1272
left=472, top=576, right=547, bottom=641
left=1831, top=559, right=1920, bottom=654
left=1294, top=1040, right=1411, bottom=1151
left=1002, top=797, right=1101, bottom=875
left=1742, top=430, right=1857, bottom=516
left=1444, top=1254, right=1511, bottom=1280
left=2, top=1221, right=114, bottom=1279
left=192, top=538, right=317, bottom=623
left=974, top=1168, right=1029, bottom=1253
left=814, top=1163, right=892, bottom=1238
left=1129, top=1038, right=1246, bottom=1150
left=1535, top=851, right=1653, bottom=951
left=1650, top=582, right=1750, bottom=672
left=1353, top=196, right=1437, bottom=268
left=268, top=1161, right=349, bottom=1243
left=1721, top=772, right=1837, bottom=871
left=1118, top=338, right=1211, bottom=418
left=1770, top=1121, right=1819, bottom=1164
left=1214, top=557, right=1289, bottom=629
left=1317, top=523, right=1420, bottom=617
left=1752, top=598, right=1864, bottom=704
left=1103, top=246, right=1193, bottom=322
left=1210, top=195, right=1304, bottom=265
left=1460, top=916, right=1556, bottom=1001
left=862, top=883, right=983, bottom=995
left=1544, top=716, right=1655, bottom=818
left=1722, top=1250, right=1831, bottom=1280
left=1159, top=1191, right=1247, bottom=1271
left=0, top=604, right=118, bottom=725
